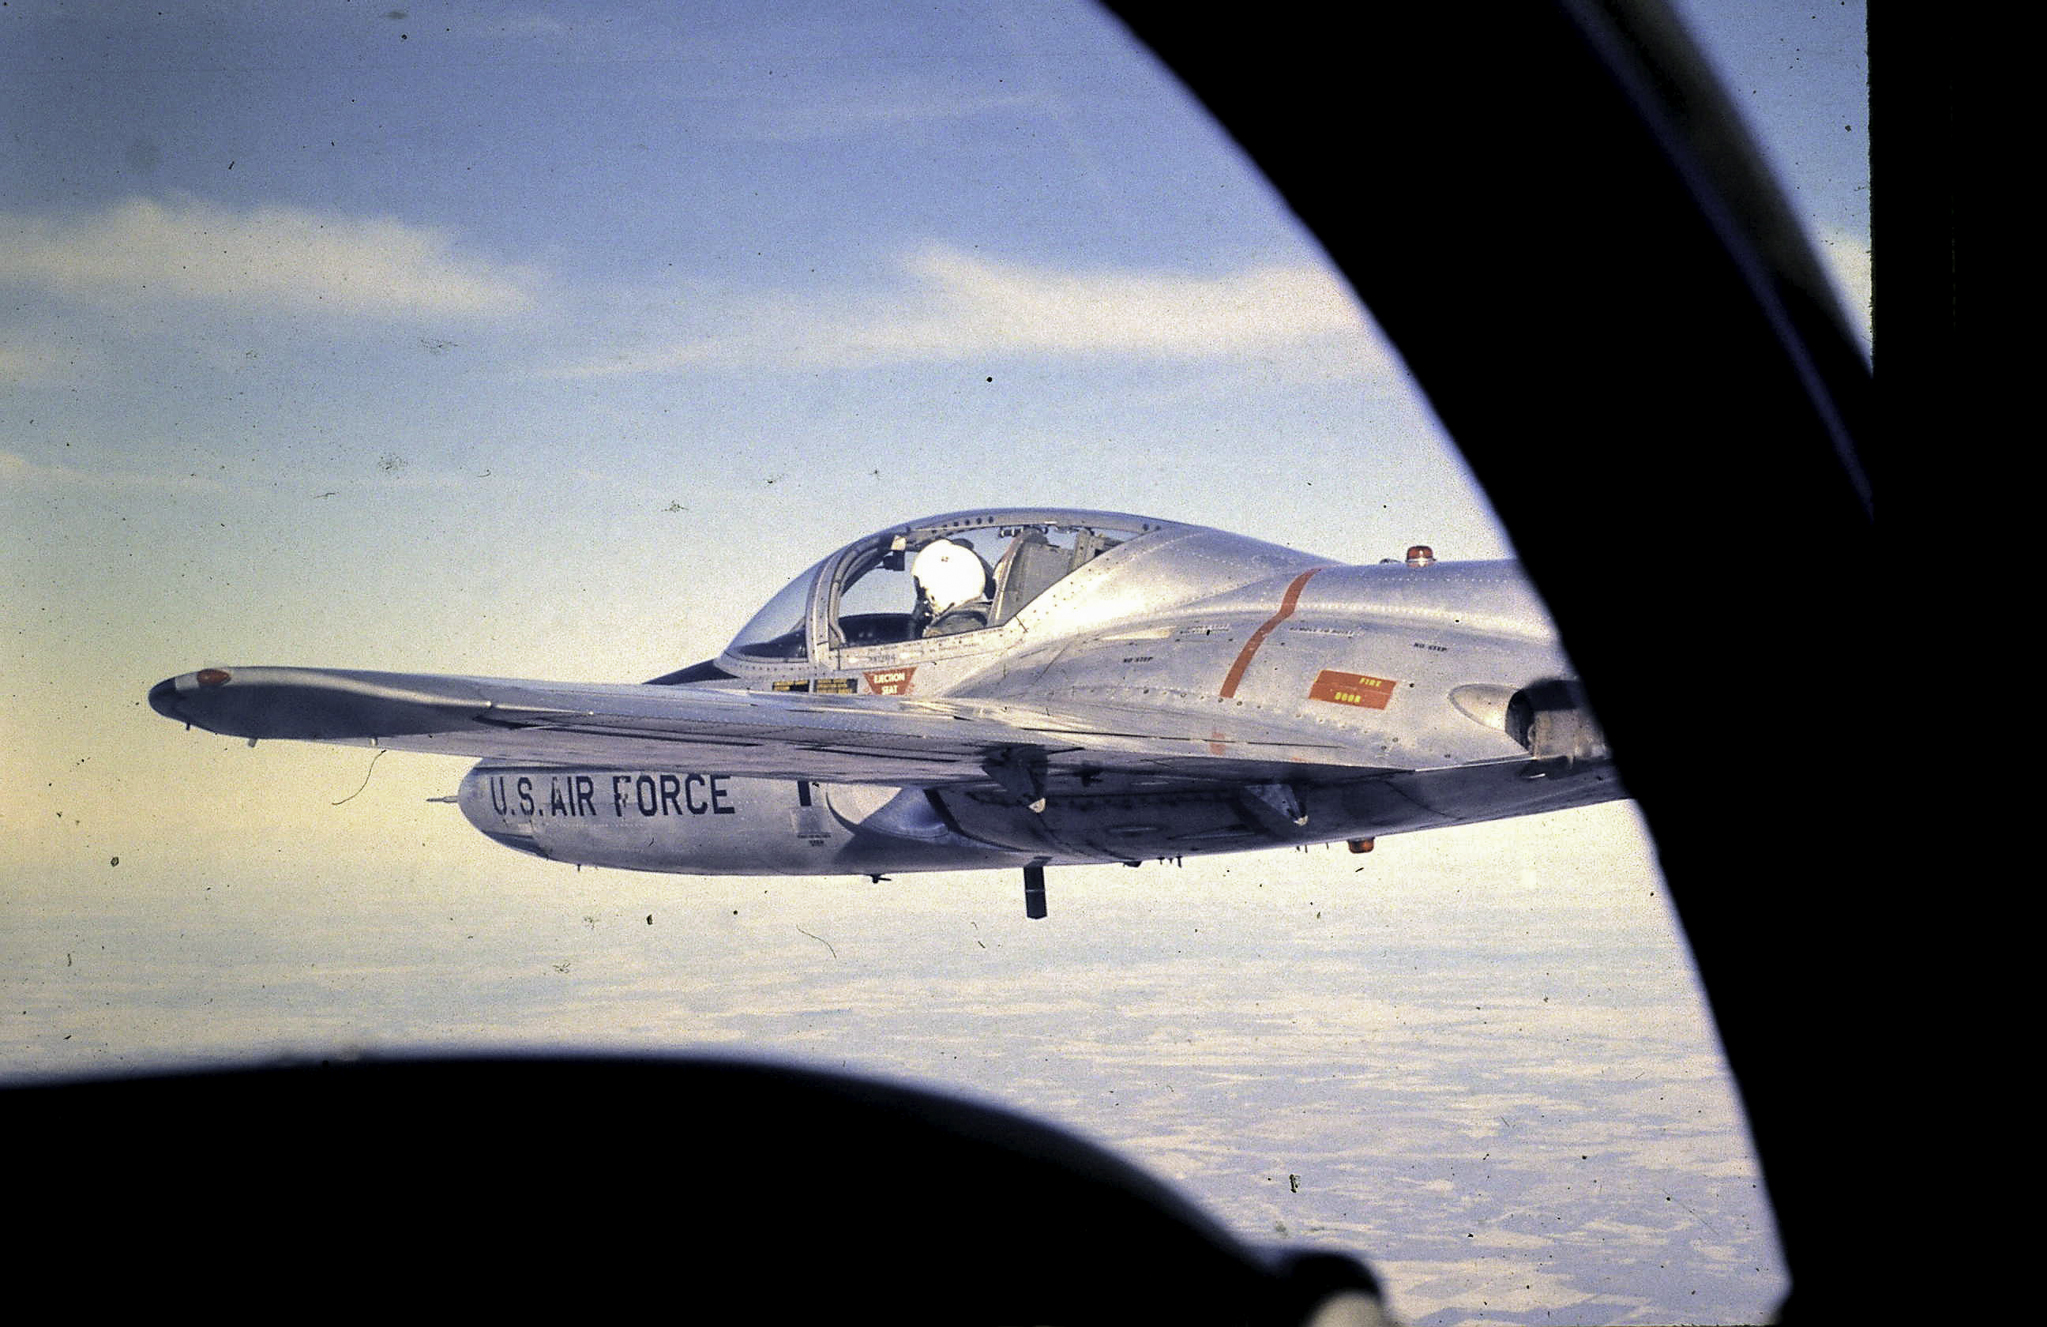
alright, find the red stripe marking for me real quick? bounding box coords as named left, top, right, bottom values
left=1219, top=567, right=1327, bottom=699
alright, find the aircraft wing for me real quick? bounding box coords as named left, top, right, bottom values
left=148, top=666, right=1391, bottom=789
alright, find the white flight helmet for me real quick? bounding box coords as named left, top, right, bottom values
left=912, top=538, right=989, bottom=616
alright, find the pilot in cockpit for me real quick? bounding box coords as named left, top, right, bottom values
left=911, top=537, right=994, bottom=637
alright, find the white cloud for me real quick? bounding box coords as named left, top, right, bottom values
left=0, top=336, right=71, bottom=384
left=0, top=448, right=225, bottom=493
left=564, top=244, right=1392, bottom=377
left=0, top=197, right=538, bottom=318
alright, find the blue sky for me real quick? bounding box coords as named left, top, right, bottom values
left=3, top=0, right=1868, bottom=873
left=4, top=4, right=1862, bottom=1320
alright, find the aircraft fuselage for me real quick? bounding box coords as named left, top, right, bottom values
left=453, top=520, right=1620, bottom=874
left=153, top=509, right=1623, bottom=883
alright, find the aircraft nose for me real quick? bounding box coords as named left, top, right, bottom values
left=148, top=668, right=233, bottom=724
left=148, top=674, right=185, bottom=721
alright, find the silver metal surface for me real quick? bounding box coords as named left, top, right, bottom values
left=150, top=508, right=1620, bottom=877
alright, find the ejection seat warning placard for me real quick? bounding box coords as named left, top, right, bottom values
left=862, top=667, right=916, bottom=696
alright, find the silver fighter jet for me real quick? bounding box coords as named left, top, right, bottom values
left=149, top=507, right=1619, bottom=915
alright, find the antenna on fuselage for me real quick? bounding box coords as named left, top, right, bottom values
left=1023, top=860, right=1049, bottom=919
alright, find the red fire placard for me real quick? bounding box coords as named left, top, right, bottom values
left=1308, top=669, right=1396, bottom=709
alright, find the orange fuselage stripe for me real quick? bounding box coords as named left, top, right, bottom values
left=1218, top=567, right=1327, bottom=699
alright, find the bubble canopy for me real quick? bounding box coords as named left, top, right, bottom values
left=722, top=509, right=1179, bottom=664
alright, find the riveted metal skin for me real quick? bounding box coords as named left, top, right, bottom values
left=151, top=508, right=1619, bottom=876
